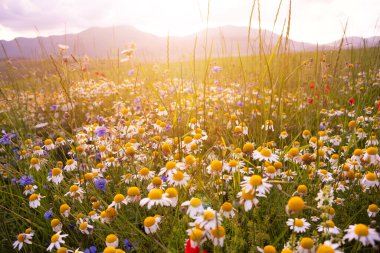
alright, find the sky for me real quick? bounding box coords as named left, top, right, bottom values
left=0, top=0, right=379, bottom=44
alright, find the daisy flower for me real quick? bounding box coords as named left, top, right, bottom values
left=316, top=241, right=343, bottom=253
left=252, top=148, right=279, bottom=163
left=237, top=187, right=259, bottom=211
left=286, top=196, right=305, bottom=215
left=208, top=226, right=226, bottom=247
left=343, top=223, right=380, bottom=247
left=181, top=198, right=204, bottom=218
left=135, top=167, right=155, bottom=181
left=64, top=185, right=85, bottom=203
left=146, top=176, right=167, bottom=191
left=29, top=193, right=44, bottom=208
left=47, top=231, right=68, bottom=252
left=286, top=218, right=311, bottom=233
left=257, top=245, right=277, bottom=253
left=187, top=227, right=206, bottom=248
left=164, top=187, right=178, bottom=207
left=43, top=139, right=55, bottom=150
left=193, top=207, right=222, bottom=230
left=224, top=159, right=245, bottom=173
left=126, top=187, right=141, bottom=203
left=240, top=175, right=272, bottom=197
left=144, top=215, right=161, bottom=234
left=159, top=161, right=184, bottom=176
left=367, top=204, right=379, bottom=217
left=139, top=189, right=171, bottom=209
left=297, top=237, right=315, bottom=253
left=33, top=145, right=45, bottom=156
left=361, top=172, right=379, bottom=189
left=219, top=202, right=236, bottom=218
left=78, top=218, right=93, bottom=235
left=60, top=204, right=71, bottom=218
left=51, top=218, right=63, bottom=232
left=23, top=184, right=38, bottom=195
left=48, top=168, right=64, bottom=185
left=64, top=159, right=77, bottom=172
left=363, top=147, right=380, bottom=165
left=167, top=171, right=190, bottom=188
left=206, top=160, right=223, bottom=175
left=29, top=157, right=41, bottom=171
left=108, top=194, right=128, bottom=210
left=317, top=220, right=340, bottom=235
left=106, top=234, right=119, bottom=247
left=13, top=233, right=33, bottom=250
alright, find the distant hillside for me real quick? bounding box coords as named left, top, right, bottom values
left=0, top=25, right=379, bottom=61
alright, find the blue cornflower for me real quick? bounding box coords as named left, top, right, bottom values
left=84, top=246, right=97, bottom=253
left=95, top=126, right=107, bottom=137
left=44, top=209, right=53, bottom=219
left=212, top=65, right=222, bottom=73
left=0, top=130, right=16, bottom=145
left=128, top=69, right=134, bottom=76
left=124, top=239, right=133, bottom=251
left=50, top=105, right=58, bottom=111
left=94, top=178, right=107, bottom=192
left=18, top=175, right=34, bottom=186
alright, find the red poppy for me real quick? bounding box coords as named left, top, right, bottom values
left=325, top=84, right=331, bottom=93
left=309, top=83, right=315, bottom=89
left=308, top=98, right=313, bottom=104
left=185, top=239, right=208, bottom=253
left=348, top=97, right=355, bottom=105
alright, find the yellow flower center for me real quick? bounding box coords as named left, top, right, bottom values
left=51, top=234, right=60, bottom=243
left=51, top=219, right=61, bottom=227
left=229, top=160, right=238, bottom=167
left=60, top=204, right=70, bottom=213
left=266, top=166, right=276, bottom=174
left=114, top=194, right=125, bottom=203
left=287, top=196, right=305, bottom=212
left=325, top=220, right=335, bottom=228
left=184, top=136, right=193, bottom=144
left=17, top=234, right=25, bottom=242
left=44, top=139, right=53, bottom=145
left=57, top=247, right=68, bottom=253
left=300, top=237, right=314, bottom=249
left=263, top=245, right=276, bottom=253
left=190, top=198, right=202, bottom=207
left=249, top=175, right=263, bottom=187
left=316, top=245, right=334, bottom=253
left=365, top=172, right=376, bottom=181
left=194, top=133, right=202, bottom=140
left=148, top=189, right=163, bottom=200
left=260, top=148, right=272, bottom=157
left=165, top=187, right=178, bottom=198
left=368, top=204, right=379, bottom=212
left=52, top=168, right=62, bottom=176
left=243, top=143, right=254, bottom=153
left=79, top=222, right=88, bottom=230
left=185, top=155, right=195, bottom=165
left=354, top=224, right=369, bottom=236
left=210, top=160, right=223, bottom=172
left=69, top=185, right=79, bottom=192
left=173, top=171, right=184, bottom=181
left=127, top=187, right=140, bottom=196
left=165, top=161, right=176, bottom=170
left=106, top=234, right=118, bottom=243
left=30, top=158, right=39, bottom=165
left=288, top=148, right=300, bottom=157
left=353, top=149, right=363, bottom=156
left=152, top=177, right=162, bottom=186
left=190, top=228, right=203, bottom=241
left=367, top=147, right=378, bottom=155
left=210, top=226, right=225, bottom=238
left=161, top=143, right=171, bottom=153
left=294, top=219, right=304, bottom=227
left=221, top=202, right=233, bottom=212
left=99, top=145, right=107, bottom=152
left=103, top=247, right=116, bottom=253
left=144, top=217, right=156, bottom=227
left=203, top=210, right=215, bottom=220
left=139, top=167, right=150, bottom=176
left=241, top=188, right=255, bottom=200
left=29, top=194, right=39, bottom=201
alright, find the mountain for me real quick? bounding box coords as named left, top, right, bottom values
left=0, top=25, right=379, bottom=61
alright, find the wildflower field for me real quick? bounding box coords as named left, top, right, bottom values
left=0, top=38, right=380, bottom=253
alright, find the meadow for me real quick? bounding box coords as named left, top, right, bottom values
left=0, top=37, right=379, bottom=253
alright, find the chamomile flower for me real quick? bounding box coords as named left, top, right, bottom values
left=219, top=202, right=236, bottom=218
left=297, top=237, right=315, bottom=253
left=13, top=233, right=33, bottom=250
left=286, top=196, right=305, bottom=215
left=43, top=139, right=55, bottom=150
left=60, top=204, right=71, bottom=218
left=29, top=193, right=43, bottom=208
left=48, top=168, right=64, bottom=185
left=240, top=175, right=272, bottom=197
left=361, top=172, right=379, bottom=189
left=29, top=157, right=41, bottom=171
left=367, top=204, right=379, bottom=217
left=64, top=184, right=85, bottom=203
left=187, top=227, right=206, bottom=248
left=159, top=161, right=184, bottom=176
left=23, top=184, right=37, bottom=195
left=208, top=226, right=226, bottom=247
left=316, top=241, right=343, bottom=253
left=194, top=207, right=222, bottom=230
left=64, top=159, right=77, bottom=172
left=139, top=189, right=171, bottom=209
left=144, top=215, right=161, bottom=234
left=343, top=223, right=380, bottom=246
left=257, top=245, right=277, bottom=253
left=106, top=234, right=119, bottom=247
left=126, top=187, right=141, bottom=203
left=317, top=220, right=341, bottom=235
left=224, top=159, right=245, bottom=173
left=164, top=187, right=178, bottom=207
left=253, top=148, right=279, bottom=163
left=108, top=194, right=128, bottom=209
left=207, top=160, right=223, bottom=175
left=51, top=218, right=63, bottom=232
left=238, top=187, right=259, bottom=211
left=181, top=198, right=204, bottom=218
left=78, top=218, right=93, bottom=235
left=286, top=218, right=311, bottom=233
left=167, top=171, right=190, bottom=187
left=363, top=147, right=380, bottom=165
left=47, top=231, right=68, bottom=252
left=135, top=167, right=155, bottom=181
